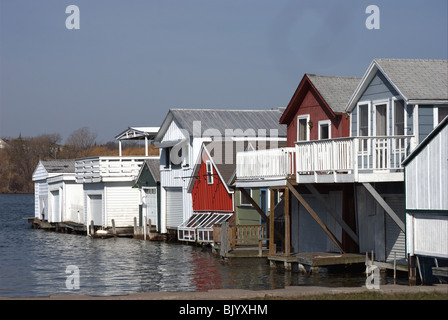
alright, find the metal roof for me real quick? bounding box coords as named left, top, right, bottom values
left=155, top=108, right=287, bottom=141
left=115, top=127, right=160, bottom=141
left=39, top=159, right=75, bottom=173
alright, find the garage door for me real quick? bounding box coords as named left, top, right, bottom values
left=89, top=194, right=103, bottom=226
left=385, top=195, right=406, bottom=264
left=166, top=188, right=183, bottom=229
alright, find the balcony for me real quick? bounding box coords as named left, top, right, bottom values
left=236, top=148, right=296, bottom=187
left=295, top=135, right=416, bottom=183
left=75, top=156, right=155, bottom=183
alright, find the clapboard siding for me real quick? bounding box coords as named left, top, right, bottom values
left=405, top=122, right=448, bottom=210
left=413, top=215, right=448, bottom=258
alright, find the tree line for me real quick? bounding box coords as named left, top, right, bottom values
left=0, top=127, right=157, bottom=194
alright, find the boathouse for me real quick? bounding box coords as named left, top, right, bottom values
left=153, top=109, right=287, bottom=236
left=75, top=127, right=159, bottom=235
left=134, top=158, right=161, bottom=234
left=32, top=159, right=82, bottom=224
left=403, top=115, right=448, bottom=284
left=236, top=73, right=361, bottom=267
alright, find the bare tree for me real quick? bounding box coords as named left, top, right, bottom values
left=64, top=127, right=98, bottom=157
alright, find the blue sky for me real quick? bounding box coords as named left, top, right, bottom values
left=1, top=0, right=447, bottom=143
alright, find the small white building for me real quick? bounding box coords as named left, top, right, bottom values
left=32, top=159, right=82, bottom=223
left=403, top=115, right=448, bottom=283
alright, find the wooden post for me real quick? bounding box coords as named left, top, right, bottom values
left=270, top=189, right=275, bottom=255
left=284, top=187, right=290, bottom=257
left=143, top=215, right=147, bottom=240
left=90, top=220, right=94, bottom=236
left=220, top=221, right=229, bottom=258
left=112, top=219, right=117, bottom=237
left=408, top=254, right=417, bottom=286
left=134, top=217, right=137, bottom=237
left=148, top=218, right=152, bottom=240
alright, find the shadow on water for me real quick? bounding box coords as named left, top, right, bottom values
left=0, top=194, right=407, bottom=297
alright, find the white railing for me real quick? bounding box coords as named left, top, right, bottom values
left=236, top=148, right=296, bottom=180
left=75, top=156, right=151, bottom=183
left=295, top=136, right=415, bottom=174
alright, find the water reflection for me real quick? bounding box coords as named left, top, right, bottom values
left=0, top=195, right=406, bottom=298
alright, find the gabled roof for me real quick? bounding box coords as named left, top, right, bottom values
left=32, top=159, right=76, bottom=181
left=279, top=74, right=360, bottom=124
left=154, top=108, right=287, bottom=142
left=187, top=140, right=287, bottom=193
left=115, top=127, right=160, bottom=141
left=40, top=159, right=75, bottom=174
left=346, top=59, right=448, bottom=112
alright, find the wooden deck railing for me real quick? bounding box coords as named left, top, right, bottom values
left=236, top=148, right=296, bottom=180
left=295, top=135, right=415, bottom=174
left=75, top=156, right=154, bottom=183
left=214, top=224, right=269, bottom=254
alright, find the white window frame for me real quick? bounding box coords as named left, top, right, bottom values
left=356, top=101, right=371, bottom=154
left=297, top=114, right=310, bottom=142
left=206, top=160, right=213, bottom=185
left=240, top=188, right=253, bottom=206
left=372, top=99, right=390, bottom=137
left=318, top=120, right=331, bottom=140
left=391, top=97, right=407, bottom=153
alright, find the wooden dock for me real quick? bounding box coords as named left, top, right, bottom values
left=268, top=252, right=366, bottom=271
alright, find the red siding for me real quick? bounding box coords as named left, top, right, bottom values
left=191, top=155, right=233, bottom=212
left=285, top=85, right=350, bottom=147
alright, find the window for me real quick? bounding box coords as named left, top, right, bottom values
left=206, top=160, right=213, bottom=184
left=240, top=188, right=252, bottom=206
left=357, top=103, right=370, bottom=152
left=297, top=115, right=310, bottom=141
left=164, top=147, right=171, bottom=168
left=393, top=100, right=405, bottom=136
left=318, top=120, right=331, bottom=140
left=438, top=107, right=448, bottom=123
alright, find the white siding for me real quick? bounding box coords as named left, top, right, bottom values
left=406, top=124, right=448, bottom=210
left=161, top=119, right=187, bottom=142
left=412, top=214, right=448, bottom=258
left=105, top=182, right=140, bottom=227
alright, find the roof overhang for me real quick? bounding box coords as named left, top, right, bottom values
left=115, top=127, right=160, bottom=141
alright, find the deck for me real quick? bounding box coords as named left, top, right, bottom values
left=268, top=252, right=366, bottom=270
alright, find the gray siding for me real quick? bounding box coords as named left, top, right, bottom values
left=359, top=71, right=399, bottom=102
left=418, top=106, right=434, bottom=142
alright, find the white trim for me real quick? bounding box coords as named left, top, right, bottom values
left=414, top=104, right=419, bottom=144
left=433, top=107, right=439, bottom=128
left=318, top=120, right=332, bottom=140
left=206, top=160, right=213, bottom=185
left=357, top=101, right=371, bottom=154
left=297, top=114, right=310, bottom=141
left=240, top=188, right=253, bottom=206
left=372, top=99, right=390, bottom=136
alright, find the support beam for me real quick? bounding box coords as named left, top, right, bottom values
left=145, top=136, right=149, bottom=156
left=270, top=189, right=275, bottom=255
left=362, top=182, right=405, bottom=232
left=304, top=184, right=359, bottom=245
left=286, top=181, right=344, bottom=253
left=238, top=188, right=269, bottom=223
left=284, top=187, right=290, bottom=256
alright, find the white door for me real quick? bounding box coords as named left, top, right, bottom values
left=143, top=188, right=158, bottom=228
left=166, top=188, right=183, bottom=229
left=51, top=190, right=60, bottom=223
left=89, top=194, right=103, bottom=226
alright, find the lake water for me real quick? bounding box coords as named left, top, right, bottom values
left=0, top=194, right=405, bottom=298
